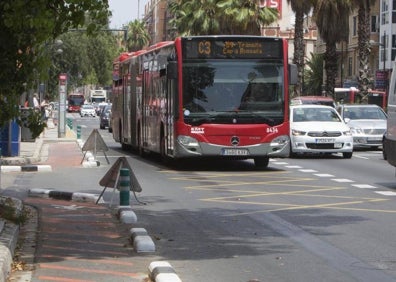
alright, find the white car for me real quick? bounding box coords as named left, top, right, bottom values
left=290, top=105, right=353, bottom=158
left=80, top=104, right=96, bottom=117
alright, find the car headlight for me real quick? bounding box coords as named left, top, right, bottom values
left=291, top=129, right=306, bottom=136
left=350, top=127, right=363, bottom=134
left=343, top=130, right=352, bottom=136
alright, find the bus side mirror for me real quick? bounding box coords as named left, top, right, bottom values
left=167, top=61, right=178, bottom=79
left=288, top=64, right=297, bottom=85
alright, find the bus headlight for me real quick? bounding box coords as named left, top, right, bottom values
left=270, top=135, right=290, bottom=146
left=177, top=135, right=199, bottom=147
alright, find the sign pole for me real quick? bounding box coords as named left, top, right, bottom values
left=58, top=73, right=67, bottom=138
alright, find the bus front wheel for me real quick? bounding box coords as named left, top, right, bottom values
left=254, top=157, right=269, bottom=168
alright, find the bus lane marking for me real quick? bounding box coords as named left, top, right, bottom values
left=164, top=170, right=396, bottom=214
left=225, top=198, right=391, bottom=216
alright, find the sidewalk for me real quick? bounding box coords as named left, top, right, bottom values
left=1, top=118, right=77, bottom=167
left=0, top=120, right=180, bottom=282
left=0, top=118, right=78, bottom=282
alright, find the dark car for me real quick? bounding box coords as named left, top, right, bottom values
left=99, top=104, right=112, bottom=129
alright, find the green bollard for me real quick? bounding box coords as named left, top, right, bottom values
left=77, top=125, right=81, bottom=139
left=119, top=168, right=130, bottom=206
left=67, top=118, right=73, bottom=129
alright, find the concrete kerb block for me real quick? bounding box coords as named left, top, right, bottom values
left=0, top=166, right=21, bottom=173
left=148, top=261, right=182, bottom=282
left=82, top=160, right=100, bottom=168
left=130, top=228, right=155, bottom=253
left=72, top=193, right=103, bottom=203
left=119, top=209, right=137, bottom=224
left=28, top=188, right=51, bottom=198
left=134, top=235, right=156, bottom=253
left=130, top=227, right=148, bottom=239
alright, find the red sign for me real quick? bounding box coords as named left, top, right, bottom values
left=59, top=73, right=67, bottom=81
left=258, top=0, right=282, bottom=17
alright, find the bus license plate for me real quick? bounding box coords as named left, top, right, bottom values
left=222, top=148, right=249, bottom=156
left=315, top=138, right=335, bottom=143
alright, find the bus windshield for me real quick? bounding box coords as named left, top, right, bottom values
left=68, top=96, right=84, bottom=106
left=182, top=60, right=284, bottom=125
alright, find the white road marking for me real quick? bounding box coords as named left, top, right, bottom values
left=352, top=184, right=377, bottom=189
left=375, top=191, right=396, bottom=196
left=332, top=178, right=354, bottom=183
left=299, top=169, right=318, bottom=173
left=314, top=174, right=334, bottom=177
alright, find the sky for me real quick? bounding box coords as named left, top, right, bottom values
left=108, top=0, right=149, bottom=29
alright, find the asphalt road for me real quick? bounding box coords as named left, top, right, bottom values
left=7, top=114, right=396, bottom=282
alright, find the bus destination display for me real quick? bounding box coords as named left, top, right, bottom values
left=183, top=38, right=282, bottom=59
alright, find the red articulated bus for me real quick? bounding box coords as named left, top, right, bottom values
left=67, top=93, right=85, bottom=112
left=111, top=36, right=297, bottom=168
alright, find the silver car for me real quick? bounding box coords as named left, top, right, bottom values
left=336, top=104, right=387, bottom=149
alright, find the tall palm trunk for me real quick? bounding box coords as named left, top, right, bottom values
left=324, top=44, right=338, bottom=98
left=293, top=8, right=305, bottom=96
left=357, top=2, right=371, bottom=102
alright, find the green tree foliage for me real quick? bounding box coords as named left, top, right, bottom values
left=313, top=0, right=352, bottom=97
left=127, top=20, right=151, bottom=52
left=46, top=32, right=118, bottom=97
left=0, top=0, right=111, bottom=130
left=304, top=52, right=324, bottom=96
left=168, top=0, right=278, bottom=36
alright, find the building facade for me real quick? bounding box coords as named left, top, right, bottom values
left=142, top=0, right=317, bottom=65
left=142, top=0, right=389, bottom=91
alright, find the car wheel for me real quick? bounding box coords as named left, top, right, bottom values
left=254, top=157, right=269, bottom=168
left=342, top=152, right=353, bottom=159
left=289, top=142, right=297, bottom=158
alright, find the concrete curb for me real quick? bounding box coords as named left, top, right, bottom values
left=1, top=165, right=52, bottom=173
left=0, top=196, right=23, bottom=282
left=148, top=261, right=182, bottom=282
left=0, top=223, right=19, bottom=282
left=28, top=188, right=104, bottom=203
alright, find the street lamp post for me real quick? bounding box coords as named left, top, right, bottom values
left=58, top=73, right=67, bottom=138
left=383, top=30, right=386, bottom=72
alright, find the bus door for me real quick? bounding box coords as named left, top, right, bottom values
left=141, top=69, right=150, bottom=149
left=164, top=62, right=177, bottom=156
left=122, top=73, right=131, bottom=144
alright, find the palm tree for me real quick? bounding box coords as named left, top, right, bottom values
left=126, top=19, right=150, bottom=51
left=313, top=0, right=352, bottom=97
left=352, top=0, right=376, bottom=101
left=168, top=0, right=278, bottom=36
left=168, top=0, right=222, bottom=35
left=219, top=0, right=278, bottom=35
left=287, top=0, right=314, bottom=97
left=304, top=52, right=324, bottom=95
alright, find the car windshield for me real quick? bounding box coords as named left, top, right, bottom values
left=343, top=107, right=387, bottom=120
left=293, top=107, right=341, bottom=122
